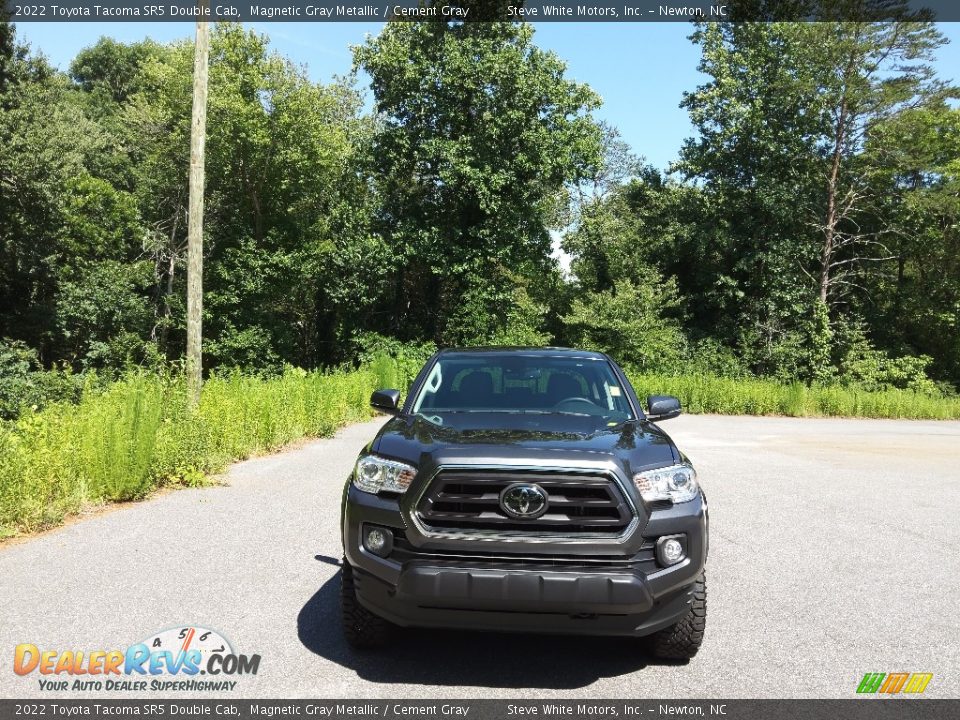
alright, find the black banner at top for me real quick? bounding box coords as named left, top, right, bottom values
left=2, top=0, right=959, bottom=23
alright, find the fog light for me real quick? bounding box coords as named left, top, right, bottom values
left=362, top=525, right=393, bottom=558
left=662, top=539, right=683, bottom=563
left=656, top=534, right=686, bottom=566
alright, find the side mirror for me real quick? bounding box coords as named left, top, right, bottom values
left=371, top=389, right=401, bottom=416
left=646, top=394, right=681, bottom=421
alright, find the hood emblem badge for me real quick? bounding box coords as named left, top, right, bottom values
left=500, top=483, right=549, bottom=520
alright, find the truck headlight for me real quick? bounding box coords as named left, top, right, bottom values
left=632, top=463, right=698, bottom=504
left=353, top=455, right=416, bottom=494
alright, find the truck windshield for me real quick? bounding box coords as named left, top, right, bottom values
left=412, top=354, right=635, bottom=421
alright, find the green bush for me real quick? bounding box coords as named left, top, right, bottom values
left=630, top=372, right=960, bottom=420
left=0, top=359, right=414, bottom=537
left=840, top=348, right=940, bottom=395
left=0, top=339, right=108, bottom=420
left=351, top=331, right=436, bottom=391
left=441, top=270, right=551, bottom=348
left=562, top=276, right=686, bottom=372
left=675, top=338, right=752, bottom=379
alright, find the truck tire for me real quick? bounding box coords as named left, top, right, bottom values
left=341, top=559, right=392, bottom=649
left=649, top=571, right=706, bottom=661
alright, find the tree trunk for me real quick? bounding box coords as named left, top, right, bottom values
left=186, top=14, right=210, bottom=410
left=162, top=248, right=176, bottom=352
left=157, top=210, right=180, bottom=353
left=819, top=94, right=848, bottom=305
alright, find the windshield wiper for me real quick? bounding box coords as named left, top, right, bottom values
left=419, top=409, right=607, bottom=417
left=537, top=410, right=594, bottom=417
left=420, top=409, right=525, bottom=414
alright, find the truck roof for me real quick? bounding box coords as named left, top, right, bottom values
left=438, top=346, right=610, bottom=360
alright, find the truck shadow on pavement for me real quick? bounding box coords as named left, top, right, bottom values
left=297, top=571, right=679, bottom=689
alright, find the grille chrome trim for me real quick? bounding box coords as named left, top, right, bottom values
left=408, top=464, right=641, bottom=544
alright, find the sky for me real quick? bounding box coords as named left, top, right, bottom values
left=12, top=20, right=960, bottom=172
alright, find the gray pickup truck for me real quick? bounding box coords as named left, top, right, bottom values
left=339, top=347, right=708, bottom=660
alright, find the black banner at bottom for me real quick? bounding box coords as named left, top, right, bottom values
left=0, top=700, right=958, bottom=720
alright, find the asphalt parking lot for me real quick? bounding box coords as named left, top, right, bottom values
left=1, top=414, right=958, bottom=698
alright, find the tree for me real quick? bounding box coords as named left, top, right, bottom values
left=0, top=72, right=114, bottom=361
left=200, top=25, right=372, bottom=368
left=354, top=19, right=603, bottom=344
left=862, top=103, right=960, bottom=385
left=122, top=41, right=193, bottom=358
left=126, top=26, right=373, bottom=370
left=443, top=265, right=551, bottom=347
left=1, top=26, right=377, bottom=374
left=561, top=277, right=686, bottom=371
left=0, top=21, right=53, bottom=110
left=676, top=21, right=823, bottom=373
left=570, top=121, right=645, bottom=216
left=0, top=20, right=14, bottom=96
left=54, top=175, right=153, bottom=367
left=564, top=168, right=692, bottom=291
left=793, top=19, right=951, bottom=305
left=70, top=37, right=163, bottom=105
left=676, top=12, right=954, bottom=381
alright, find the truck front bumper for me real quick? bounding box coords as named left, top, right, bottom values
left=341, top=485, right=708, bottom=638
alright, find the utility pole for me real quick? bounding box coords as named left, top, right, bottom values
left=186, top=9, right=210, bottom=410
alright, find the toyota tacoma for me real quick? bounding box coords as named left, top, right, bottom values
left=339, top=347, right=708, bottom=659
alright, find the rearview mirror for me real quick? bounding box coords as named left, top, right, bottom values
left=371, top=389, right=401, bottom=416
left=646, top=395, right=681, bottom=421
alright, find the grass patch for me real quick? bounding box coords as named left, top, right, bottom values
left=629, top=373, right=960, bottom=420
left=0, top=359, right=414, bottom=537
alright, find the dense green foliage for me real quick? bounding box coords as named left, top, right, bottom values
left=0, top=339, right=108, bottom=420
left=1, top=24, right=375, bottom=373
left=0, top=359, right=417, bottom=536
left=1, top=13, right=958, bottom=418
left=354, top=21, right=602, bottom=345
left=629, top=373, right=960, bottom=420
left=564, top=16, right=959, bottom=393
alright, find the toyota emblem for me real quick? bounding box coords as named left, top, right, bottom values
left=499, top=483, right=549, bottom=519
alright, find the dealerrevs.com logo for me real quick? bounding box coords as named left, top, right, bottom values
left=13, top=626, right=260, bottom=692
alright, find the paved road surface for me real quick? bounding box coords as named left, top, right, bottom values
left=1, top=415, right=958, bottom=699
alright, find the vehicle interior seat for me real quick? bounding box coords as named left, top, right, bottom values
left=457, top=371, right=494, bottom=407
left=546, top=373, right=583, bottom=405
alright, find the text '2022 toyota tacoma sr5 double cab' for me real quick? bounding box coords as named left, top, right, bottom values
left=339, top=347, right=708, bottom=660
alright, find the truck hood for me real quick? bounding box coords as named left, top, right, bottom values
left=370, top=412, right=679, bottom=478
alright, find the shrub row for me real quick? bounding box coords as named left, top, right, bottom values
left=0, top=359, right=412, bottom=537
left=629, top=373, right=960, bottom=420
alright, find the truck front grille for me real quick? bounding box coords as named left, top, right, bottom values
left=415, top=469, right=635, bottom=536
